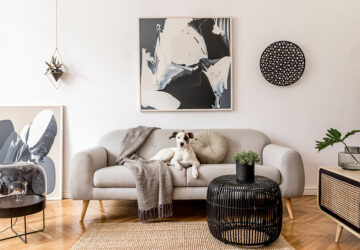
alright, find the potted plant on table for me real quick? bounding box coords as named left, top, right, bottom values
left=45, top=56, right=63, bottom=81
left=315, top=128, right=360, bottom=170
left=233, top=151, right=260, bottom=183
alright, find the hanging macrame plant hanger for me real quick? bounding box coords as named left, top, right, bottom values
left=45, top=0, right=65, bottom=89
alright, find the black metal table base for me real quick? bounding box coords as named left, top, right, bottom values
left=0, top=210, right=45, bottom=243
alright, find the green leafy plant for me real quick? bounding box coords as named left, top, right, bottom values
left=45, top=56, right=63, bottom=75
left=233, top=151, right=260, bottom=166
left=315, top=128, right=360, bottom=164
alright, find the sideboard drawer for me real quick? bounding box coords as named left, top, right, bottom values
left=318, top=168, right=360, bottom=233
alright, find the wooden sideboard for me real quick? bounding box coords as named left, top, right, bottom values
left=318, top=166, right=360, bottom=243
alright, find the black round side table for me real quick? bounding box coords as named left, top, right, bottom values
left=207, top=175, right=282, bottom=246
left=0, top=195, right=46, bottom=243
left=0, top=163, right=47, bottom=243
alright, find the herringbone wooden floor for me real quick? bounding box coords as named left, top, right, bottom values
left=0, top=196, right=358, bottom=249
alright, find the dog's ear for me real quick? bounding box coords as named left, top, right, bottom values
left=187, top=132, right=194, bottom=139
left=169, top=131, right=178, bottom=139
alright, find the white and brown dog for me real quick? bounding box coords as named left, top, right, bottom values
left=151, top=131, right=200, bottom=179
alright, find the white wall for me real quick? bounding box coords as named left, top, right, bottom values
left=1, top=0, right=360, bottom=197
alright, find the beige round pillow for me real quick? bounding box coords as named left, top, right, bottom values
left=191, top=130, right=227, bottom=164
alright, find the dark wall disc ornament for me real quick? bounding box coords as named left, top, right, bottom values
left=260, top=41, right=305, bottom=86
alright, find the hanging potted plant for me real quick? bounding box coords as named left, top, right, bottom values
left=45, top=56, right=63, bottom=81
left=315, top=128, right=360, bottom=170
left=233, top=151, right=260, bottom=183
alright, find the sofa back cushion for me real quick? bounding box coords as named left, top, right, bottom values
left=198, top=129, right=270, bottom=163
left=98, top=129, right=126, bottom=166
left=99, top=128, right=270, bottom=166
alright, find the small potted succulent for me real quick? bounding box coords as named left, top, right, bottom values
left=45, top=56, right=63, bottom=81
left=316, top=128, right=360, bottom=170
left=233, top=151, right=260, bottom=183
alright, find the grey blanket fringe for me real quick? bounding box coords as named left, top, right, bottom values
left=116, top=126, right=174, bottom=223
left=138, top=204, right=173, bottom=222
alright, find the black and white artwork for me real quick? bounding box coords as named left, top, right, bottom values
left=140, top=17, right=232, bottom=111
left=0, top=106, right=63, bottom=200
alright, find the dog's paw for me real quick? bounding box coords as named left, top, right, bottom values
left=192, top=170, right=199, bottom=179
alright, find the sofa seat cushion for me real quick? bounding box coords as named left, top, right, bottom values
left=186, top=164, right=281, bottom=187
left=94, top=165, right=186, bottom=188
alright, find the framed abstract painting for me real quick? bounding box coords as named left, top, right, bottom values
left=0, top=106, right=63, bottom=200
left=139, top=17, right=232, bottom=111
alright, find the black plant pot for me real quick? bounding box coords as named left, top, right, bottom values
left=236, top=160, right=255, bottom=183
left=51, top=69, right=63, bottom=81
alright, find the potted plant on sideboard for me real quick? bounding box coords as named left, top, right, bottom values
left=233, top=151, right=260, bottom=183
left=315, top=128, right=360, bottom=170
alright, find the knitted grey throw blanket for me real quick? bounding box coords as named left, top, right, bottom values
left=116, top=126, right=173, bottom=222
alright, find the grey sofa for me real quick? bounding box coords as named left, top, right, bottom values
left=70, top=129, right=305, bottom=221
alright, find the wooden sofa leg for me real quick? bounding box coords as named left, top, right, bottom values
left=285, top=198, right=294, bottom=220
left=80, top=200, right=90, bottom=222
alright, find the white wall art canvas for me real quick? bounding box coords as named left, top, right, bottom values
left=0, top=106, right=63, bottom=200
left=140, top=17, right=232, bottom=111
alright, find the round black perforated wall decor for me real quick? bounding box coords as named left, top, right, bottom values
left=260, top=41, right=305, bottom=86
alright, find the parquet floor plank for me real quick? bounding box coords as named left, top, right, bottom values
left=0, top=196, right=358, bottom=249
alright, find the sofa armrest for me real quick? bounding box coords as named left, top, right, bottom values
left=70, top=146, right=107, bottom=200
left=262, top=144, right=305, bottom=198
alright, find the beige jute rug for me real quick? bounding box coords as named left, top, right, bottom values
left=72, top=222, right=294, bottom=250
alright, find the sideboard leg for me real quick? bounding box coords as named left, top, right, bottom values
left=80, top=200, right=90, bottom=222
left=285, top=198, right=294, bottom=220
left=335, top=224, right=343, bottom=243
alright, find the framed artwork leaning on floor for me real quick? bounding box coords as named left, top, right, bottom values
left=0, top=106, right=63, bottom=200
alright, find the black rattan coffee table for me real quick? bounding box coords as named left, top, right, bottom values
left=207, top=175, right=282, bottom=246
left=0, top=194, right=46, bottom=243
